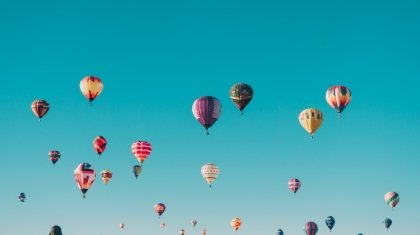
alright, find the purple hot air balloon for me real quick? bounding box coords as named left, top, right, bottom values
left=192, top=96, right=222, bottom=135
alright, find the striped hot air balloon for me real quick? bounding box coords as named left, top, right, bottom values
left=303, top=222, right=318, bottom=235
left=48, top=150, right=61, bottom=166
left=93, top=136, right=107, bottom=158
left=382, top=218, right=392, bottom=230
left=31, top=100, right=49, bottom=122
left=192, top=96, right=222, bottom=135
left=131, top=165, right=142, bottom=179
left=201, top=163, right=219, bottom=187
left=80, top=76, right=103, bottom=106
left=231, top=218, right=242, bottom=232
left=154, top=203, right=166, bottom=218
left=298, top=108, right=324, bottom=139
left=384, top=192, right=400, bottom=210
left=326, top=86, right=351, bottom=118
left=131, top=141, right=152, bottom=166
left=288, top=178, right=301, bottom=195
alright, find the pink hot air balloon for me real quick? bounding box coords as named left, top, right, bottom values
left=384, top=192, right=400, bottom=211
left=120, top=223, right=124, bottom=229
left=288, top=178, right=301, bottom=195
left=131, top=141, right=152, bottom=166
left=74, top=163, right=96, bottom=198
left=154, top=203, right=166, bottom=218
left=192, top=96, right=222, bottom=135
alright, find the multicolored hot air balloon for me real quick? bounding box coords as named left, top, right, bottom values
left=18, top=192, right=25, bottom=202
left=326, top=216, right=335, bottom=232
left=191, top=220, right=197, bottom=227
left=303, top=222, right=318, bottom=235
left=288, top=178, right=301, bottom=195
left=131, top=141, right=152, bottom=166
left=80, top=76, right=103, bottom=106
left=276, top=229, right=284, bottom=235
left=93, top=136, right=107, bottom=158
left=299, top=108, right=324, bottom=139
left=202, top=229, right=206, bottom=235
left=120, top=223, right=124, bottom=229
left=384, top=192, right=400, bottom=211
left=100, top=170, right=113, bottom=185
left=31, top=100, right=49, bottom=122
left=154, top=203, right=166, bottom=218
left=201, top=163, right=219, bottom=187
left=231, top=218, right=242, bottom=232
left=192, top=96, right=222, bottom=135
left=326, top=86, right=351, bottom=118
left=161, top=223, right=166, bottom=228
left=74, top=163, right=96, bottom=198
left=48, top=150, right=61, bottom=166
left=229, top=83, right=253, bottom=115
left=180, top=229, right=185, bottom=235
left=382, top=218, right=392, bottom=230
left=131, top=165, right=142, bottom=179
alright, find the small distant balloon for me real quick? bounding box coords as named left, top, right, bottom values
left=288, top=178, right=301, bottom=195
left=298, top=108, right=324, bottom=139
left=31, top=100, right=49, bottom=122
left=303, top=221, right=318, bottom=235
left=154, top=203, right=166, bottom=218
left=202, top=229, right=207, bottom=235
left=326, top=216, right=335, bottom=232
left=229, top=83, right=254, bottom=115
left=131, top=165, right=142, bottom=179
left=80, top=76, right=103, bottom=106
left=192, top=96, right=222, bottom=135
left=93, top=136, right=107, bottom=158
left=100, top=170, right=113, bottom=185
left=382, top=218, right=392, bottom=230
left=384, top=192, right=400, bottom=210
left=48, top=150, right=61, bottom=166
left=161, top=222, right=165, bottom=228
left=131, top=141, right=152, bottom=166
left=231, top=218, right=242, bottom=232
left=276, top=229, right=284, bottom=235
left=326, top=85, right=351, bottom=118
left=180, top=229, right=185, bottom=235
left=18, top=192, right=25, bottom=202
left=191, top=220, right=197, bottom=227
left=201, top=163, right=219, bottom=187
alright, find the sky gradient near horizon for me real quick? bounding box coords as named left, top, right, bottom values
left=0, top=0, right=419, bottom=234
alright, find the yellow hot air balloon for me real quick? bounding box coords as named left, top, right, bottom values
left=231, top=218, right=242, bottom=232
left=100, top=170, right=113, bottom=185
left=298, top=108, right=324, bottom=139
left=80, top=76, right=103, bottom=106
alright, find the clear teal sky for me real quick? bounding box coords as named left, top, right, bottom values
left=0, top=0, right=419, bottom=234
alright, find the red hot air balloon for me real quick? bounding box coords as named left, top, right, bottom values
left=48, top=150, right=61, bottom=167
left=132, top=141, right=152, bottom=166
left=31, top=100, right=49, bottom=122
left=120, top=223, right=124, bottom=229
left=303, top=222, right=318, bottom=235
left=154, top=203, right=166, bottom=218
left=93, top=136, right=107, bottom=158
left=288, top=178, right=301, bottom=195
left=192, top=96, right=222, bottom=135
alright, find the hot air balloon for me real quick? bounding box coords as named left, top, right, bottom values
left=154, top=203, right=166, bottom=218
left=201, top=163, right=219, bottom=187
left=100, top=170, right=113, bottom=185
left=288, top=178, right=301, bottom=195
left=192, top=96, right=222, bottom=135
left=326, top=86, right=351, bottom=118
left=276, top=229, right=284, bottom=235
left=191, top=220, right=197, bottom=227
left=48, top=150, right=61, bottom=167
left=161, top=223, right=166, bottom=228
left=180, top=229, right=185, bottom=235
left=326, top=216, right=335, bottom=232
left=74, top=163, right=96, bottom=198
left=384, top=192, right=400, bottom=210
left=131, top=165, right=142, bottom=179
left=80, top=76, right=103, bottom=106
left=358, top=234, right=363, bottom=235
left=131, top=141, right=152, bottom=166
left=93, top=136, right=107, bottom=158
left=303, top=222, right=318, bottom=235
left=231, top=218, right=242, bottom=232
left=120, top=224, right=124, bottom=229
left=229, top=83, right=253, bottom=115
left=298, top=108, right=324, bottom=138
left=18, top=192, right=25, bottom=202
left=382, top=218, right=392, bottom=230
left=31, top=100, right=49, bottom=122
left=202, top=229, right=207, bottom=235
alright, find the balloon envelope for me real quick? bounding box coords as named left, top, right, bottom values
left=131, top=141, right=152, bottom=165
left=384, top=192, right=400, bottom=210
left=201, top=163, right=219, bottom=187
left=191, top=220, right=197, bottom=227
left=31, top=100, right=49, bottom=121
left=80, top=76, right=103, bottom=105
left=276, top=229, right=284, bottom=235
left=229, top=83, right=253, bottom=114
left=382, top=218, right=392, bottom=229
left=326, top=216, right=335, bottom=231
left=120, top=223, right=124, bottom=229
left=231, top=218, right=242, bottom=231
left=131, top=165, right=142, bottom=179
left=192, top=96, right=222, bottom=134
left=93, top=136, right=107, bottom=157
left=18, top=192, right=25, bottom=202
left=303, top=222, right=318, bottom=235
left=154, top=203, right=166, bottom=217
left=288, top=178, right=301, bottom=194
left=100, top=170, right=113, bottom=185
left=74, top=163, right=96, bottom=198
left=298, top=108, right=324, bottom=138
left=48, top=150, right=61, bottom=166
left=326, top=85, right=351, bottom=118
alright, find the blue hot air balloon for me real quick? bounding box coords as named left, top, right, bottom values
left=326, top=216, right=335, bottom=231
left=18, top=192, right=26, bottom=202
left=276, top=229, right=284, bottom=235
left=382, top=218, right=392, bottom=230
left=131, top=165, right=142, bottom=179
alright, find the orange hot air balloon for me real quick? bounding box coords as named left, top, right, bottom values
left=231, top=218, right=242, bottom=232
left=93, top=136, right=107, bottom=158
left=161, top=222, right=166, bottom=228
left=31, top=100, right=50, bottom=122
left=80, top=76, right=103, bottom=106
